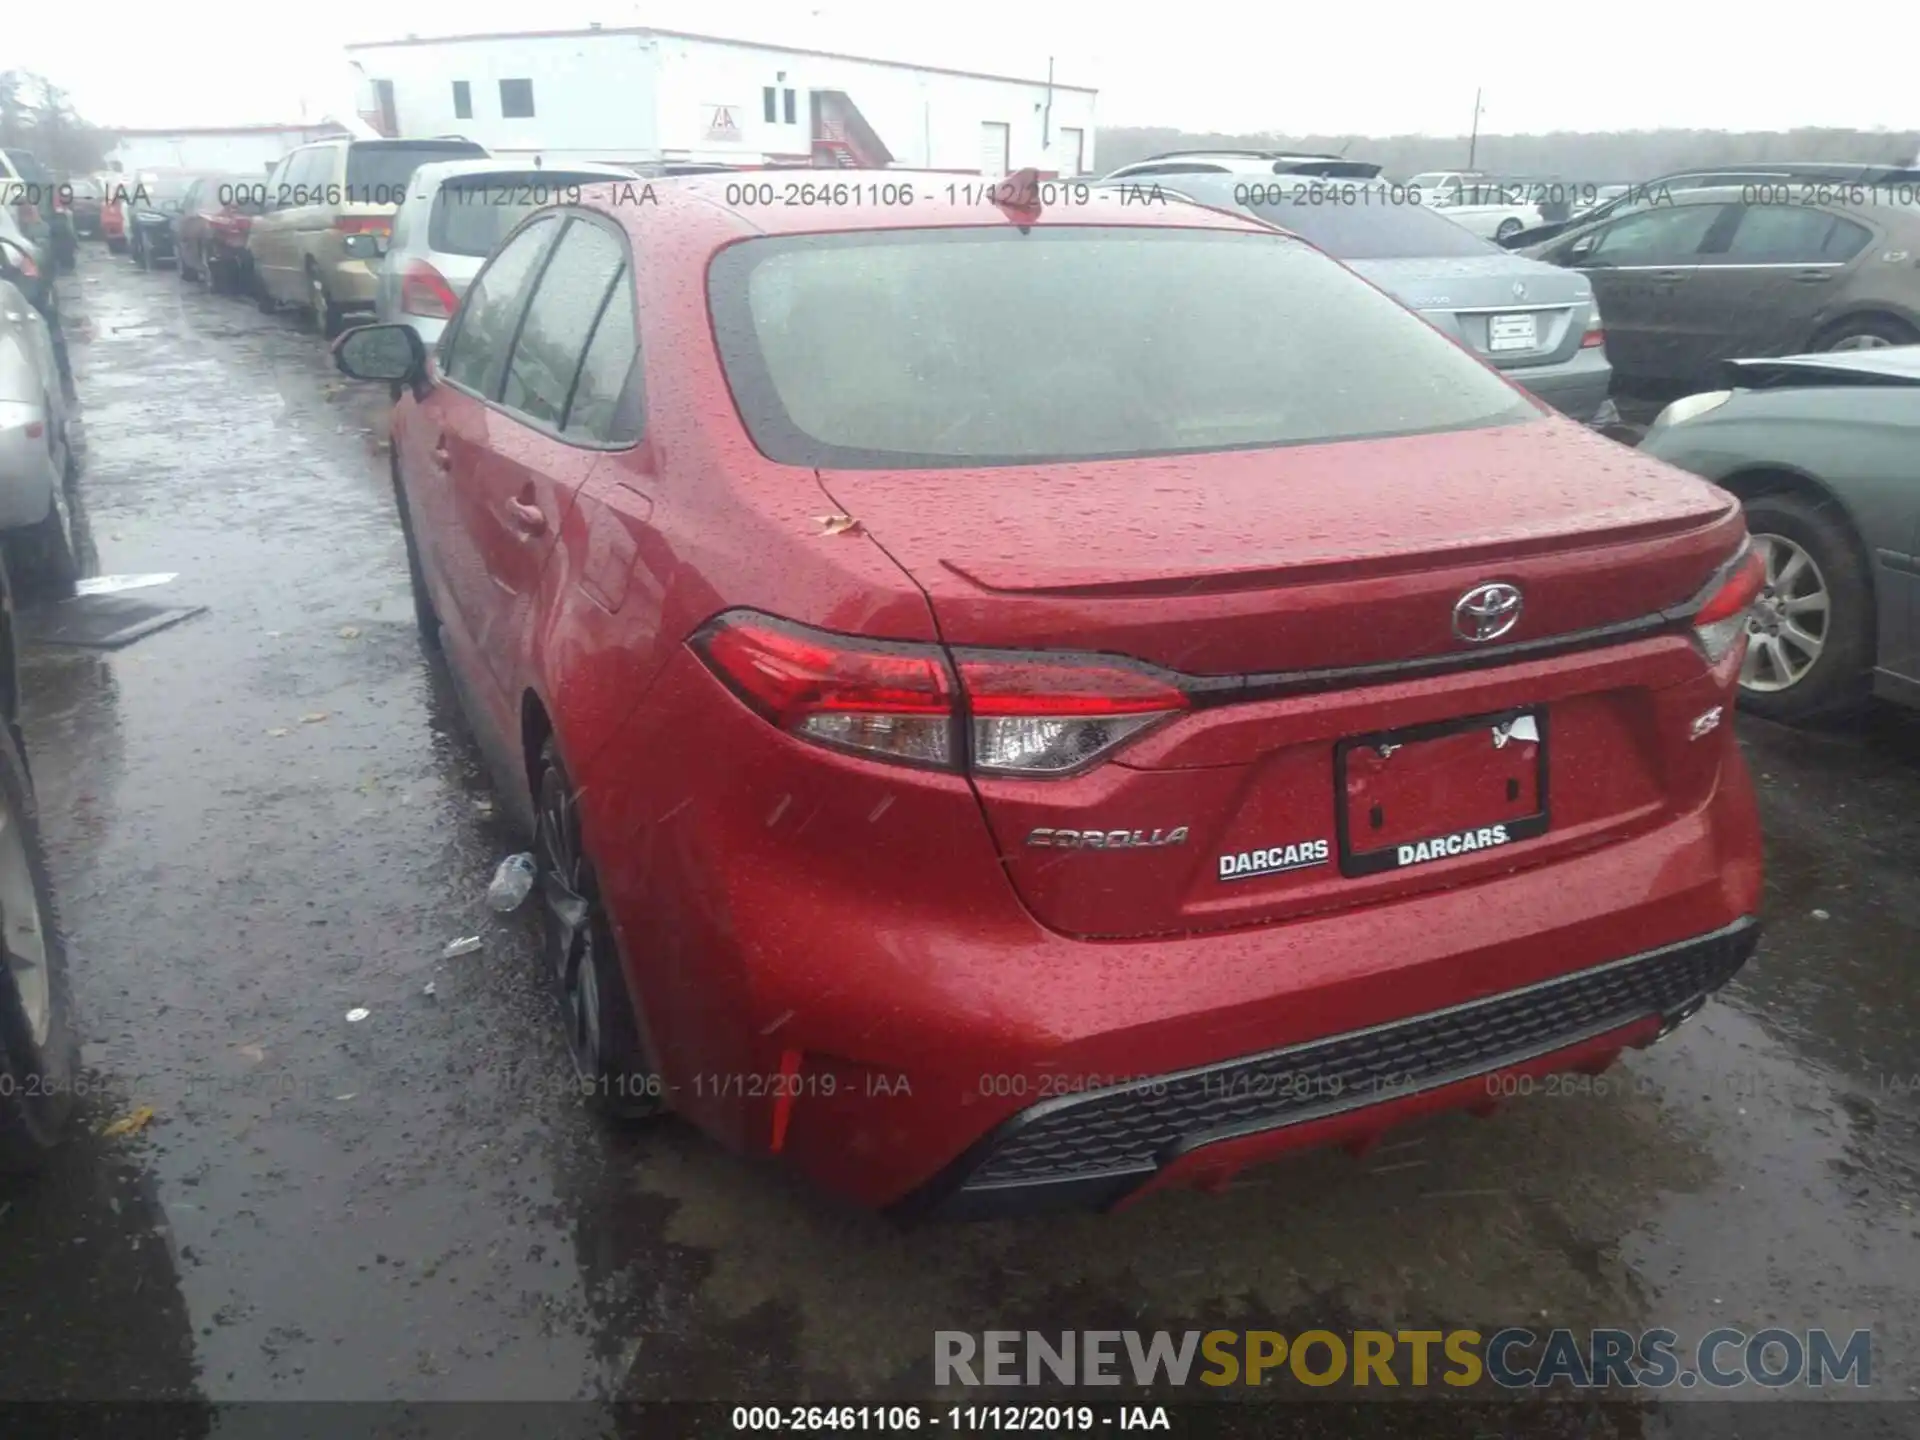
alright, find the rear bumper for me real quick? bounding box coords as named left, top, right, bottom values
left=584, top=648, right=1765, bottom=1215
left=1508, top=346, right=1613, bottom=422
left=324, top=258, right=381, bottom=309
left=902, top=915, right=1757, bottom=1219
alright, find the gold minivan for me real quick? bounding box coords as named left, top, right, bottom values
left=248, top=137, right=487, bottom=336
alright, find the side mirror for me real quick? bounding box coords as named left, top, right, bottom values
left=1568, top=234, right=1598, bottom=261
left=334, top=323, right=425, bottom=386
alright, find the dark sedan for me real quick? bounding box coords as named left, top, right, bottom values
left=1523, top=185, right=1920, bottom=393
left=126, top=171, right=219, bottom=270
left=1639, top=346, right=1920, bottom=720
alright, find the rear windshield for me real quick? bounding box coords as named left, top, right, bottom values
left=1240, top=193, right=1499, bottom=259
left=346, top=142, right=488, bottom=205
left=708, top=227, right=1536, bottom=469
left=429, top=172, right=621, bottom=257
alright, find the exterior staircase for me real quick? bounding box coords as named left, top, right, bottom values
left=810, top=92, right=893, bottom=169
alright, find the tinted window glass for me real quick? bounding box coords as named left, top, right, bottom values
left=1199, top=185, right=1498, bottom=258
left=566, top=274, right=640, bottom=443
left=709, top=228, right=1536, bottom=469
left=346, top=142, right=486, bottom=203
left=441, top=216, right=559, bottom=397
left=1586, top=204, right=1727, bottom=263
left=429, top=173, right=618, bottom=258
left=1725, top=205, right=1872, bottom=262
left=500, top=80, right=535, bottom=119
left=1116, top=162, right=1231, bottom=177
left=502, top=219, right=626, bottom=427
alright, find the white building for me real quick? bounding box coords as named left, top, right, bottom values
left=104, top=123, right=360, bottom=176
left=345, top=26, right=1095, bottom=176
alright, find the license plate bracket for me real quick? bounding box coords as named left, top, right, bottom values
left=1334, top=706, right=1549, bottom=877
left=1488, top=312, right=1539, bottom=352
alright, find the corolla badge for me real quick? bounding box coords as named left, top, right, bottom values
left=1452, top=582, right=1524, bottom=643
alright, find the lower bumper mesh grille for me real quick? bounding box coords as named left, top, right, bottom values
left=952, top=919, right=1757, bottom=1199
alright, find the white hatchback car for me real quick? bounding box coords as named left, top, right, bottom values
left=374, top=158, right=639, bottom=347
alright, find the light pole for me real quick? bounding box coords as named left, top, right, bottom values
left=1467, top=89, right=1484, bottom=171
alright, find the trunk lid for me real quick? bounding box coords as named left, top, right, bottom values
left=1350, top=255, right=1594, bottom=370
left=820, top=418, right=1744, bottom=939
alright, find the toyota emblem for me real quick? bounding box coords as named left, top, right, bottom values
left=1452, top=582, right=1524, bottom=643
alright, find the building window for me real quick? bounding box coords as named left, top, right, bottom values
left=783, top=88, right=796, bottom=124
left=452, top=81, right=472, bottom=120
left=499, top=78, right=535, bottom=119
left=763, top=87, right=777, bottom=123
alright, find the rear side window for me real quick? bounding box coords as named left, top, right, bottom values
left=440, top=215, right=560, bottom=397
left=429, top=173, right=618, bottom=258
left=709, top=227, right=1537, bottom=469
left=347, top=142, right=487, bottom=206
left=502, top=219, right=627, bottom=428
left=1724, top=204, right=1872, bottom=262
left=1586, top=204, right=1728, bottom=264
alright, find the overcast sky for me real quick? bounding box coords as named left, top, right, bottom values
left=12, top=0, right=1918, bottom=137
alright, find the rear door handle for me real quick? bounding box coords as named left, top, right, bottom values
left=506, top=497, right=547, bottom=537
left=1792, top=268, right=1833, bottom=284
left=1651, top=269, right=1687, bottom=283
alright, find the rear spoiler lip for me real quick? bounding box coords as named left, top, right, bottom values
left=1721, top=355, right=1920, bottom=391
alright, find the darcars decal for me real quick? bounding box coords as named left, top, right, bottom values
left=1395, top=824, right=1511, bottom=868
left=1218, top=839, right=1331, bottom=882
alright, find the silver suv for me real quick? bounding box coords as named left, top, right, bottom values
left=375, top=158, right=638, bottom=347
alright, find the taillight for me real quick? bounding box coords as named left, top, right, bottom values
left=400, top=260, right=459, bottom=319
left=956, top=653, right=1189, bottom=775
left=1690, top=545, right=1766, bottom=665
left=693, top=614, right=956, bottom=769
left=1581, top=302, right=1605, bottom=349
left=690, top=611, right=1189, bottom=776
left=333, top=216, right=390, bottom=236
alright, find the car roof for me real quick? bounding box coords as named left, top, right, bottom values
left=408, top=156, right=636, bottom=187
left=597, top=169, right=1276, bottom=240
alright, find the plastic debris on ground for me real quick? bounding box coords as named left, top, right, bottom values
left=75, top=573, right=180, bottom=596
left=441, top=936, right=483, bottom=959
left=345, top=1007, right=371, bottom=1023
left=486, top=853, right=537, bottom=912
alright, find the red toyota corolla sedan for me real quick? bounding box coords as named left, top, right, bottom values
left=335, top=174, right=1764, bottom=1219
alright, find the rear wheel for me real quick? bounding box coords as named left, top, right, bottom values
left=307, top=263, right=344, bottom=340
left=1814, top=313, right=1919, bottom=352
left=533, top=739, right=665, bottom=1120
left=1737, top=492, right=1873, bottom=722
left=1495, top=217, right=1524, bottom=240
left=0, top=715, right=79, bottom=1173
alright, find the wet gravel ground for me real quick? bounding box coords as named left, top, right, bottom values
left=0, top=250, right=1916, bottom=1431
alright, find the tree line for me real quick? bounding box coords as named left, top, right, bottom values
left=1094, top=125, right=1920, bottom=182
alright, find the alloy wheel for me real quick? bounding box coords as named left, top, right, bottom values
left=1828, top=333, right=1893, bottom=351
left=536, top=769, right=602, bottom=1076
left=1741, top=532, right=1830, bottom=693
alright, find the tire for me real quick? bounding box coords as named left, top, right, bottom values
left=1, top=487, right=79, bottom=606
left=206, top=253, right=226, bottom=294
left=134, top=233, right=151, bottom=271
left=1813, top=313, right=1920, bottom=352
left=1495, top=218, right=1524, bottom=241
left=1736, top=492, right=1874, bottom=723
left=0, top=715, right=79, bottom=1173
left=391, top=466, right=440, bottom=650
left=533, top=738, right=665, bottom=1120
left=307, top=263, right=344, bottom=340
